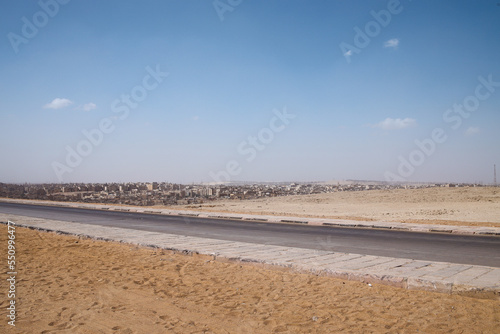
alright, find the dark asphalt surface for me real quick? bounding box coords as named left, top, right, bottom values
left=1, top=201, right=500, bottom=267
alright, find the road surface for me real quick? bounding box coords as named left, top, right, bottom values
left=1, top=201, right=499, bottom=267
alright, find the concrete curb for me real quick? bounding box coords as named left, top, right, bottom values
left=1, top=198, right=500, bottom=236
left=2, top=214, right=499, bottom=298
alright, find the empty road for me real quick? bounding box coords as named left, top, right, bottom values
left=1, top=201, right=499, bottom=267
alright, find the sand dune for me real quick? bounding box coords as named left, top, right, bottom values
left=1, top=225, right=498, bottom=333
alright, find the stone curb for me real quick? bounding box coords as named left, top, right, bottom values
left=1, top=214, right=499, bottom=298
left=1, top=198, right=499, bottom=236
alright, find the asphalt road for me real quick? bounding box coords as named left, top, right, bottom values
left=1, top=202, right=500, bottom=267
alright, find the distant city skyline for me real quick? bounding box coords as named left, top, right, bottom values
left=2, top=180, right=487, bottom=209
left=1, top=1, right=499, bottom=184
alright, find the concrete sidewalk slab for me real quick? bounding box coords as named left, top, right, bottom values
left=1, top=213, right=499, bottom=298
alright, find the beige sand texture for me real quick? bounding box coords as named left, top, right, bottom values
left=175, top=186, right=500, bottom=227
left=1, top=225, right=499, bottom=333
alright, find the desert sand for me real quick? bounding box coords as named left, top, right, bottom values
left=1, top=225, right=499, bottom=333
left=174, top=186, right=500, bottom=227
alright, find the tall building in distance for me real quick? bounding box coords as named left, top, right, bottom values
left=494, top=164, right=497, bottom=186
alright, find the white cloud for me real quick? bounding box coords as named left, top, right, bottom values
left=43, top=98, right=73, bottom=110
left=384, top=38, right=399, bottom=48
left=82, top=102, right=96, bottom=111
left=465, top=127, right=480, bottom=136
left=371, top=117, right=416, bottom=130
left=344, top=50, right=352, bottom=57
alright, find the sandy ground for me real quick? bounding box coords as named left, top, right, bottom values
left=172, top=187, right=500, bottom=227
left=1, top=225, right=499, bottom=334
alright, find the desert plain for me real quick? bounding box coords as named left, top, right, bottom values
left=173, top=186, right=500, bottom=227
left=1, top=186, right=499, bottom=333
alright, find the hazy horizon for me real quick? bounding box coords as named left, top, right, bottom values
left=1, top=1, right=499, bottom=185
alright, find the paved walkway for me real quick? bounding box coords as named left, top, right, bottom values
left=2, top=198, right=500, bottom=235
left=2, top=213, right=499, bottom=297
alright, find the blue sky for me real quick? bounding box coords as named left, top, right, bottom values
left=1, top=0, right=499, bottom=184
